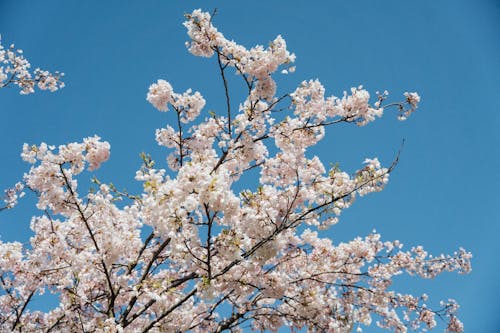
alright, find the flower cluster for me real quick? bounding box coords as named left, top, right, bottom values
left=0, top=36, right=64, bottom=94
left=147, top=79, right=206, bottom=123
left=20, top=136, right=110, bottom=214
left=0, top=182, right=24, bottom=211
left=184, top=9, right=295, bottom=101
left=0, top=10, right=467, bottom=333
left=400, top=92, right=421, bottom=120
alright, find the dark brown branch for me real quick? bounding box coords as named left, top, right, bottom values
left=215, top=312, right=245, bottom=333
left=127, top=231, right=155, bottom=274
left=120, top=237, right=171, bottom=325
left=45, top=314, right=65, bottom=333
left=174, top=106, right=185, bottom=167
left=11, top=289, right=35, bottom=331
left=141, top=288, right=198, bottom=332
left=122, top=272, right=198, bottom=327
left=216, top=50, right=232, bottom=136
left=58, top=164, right=117, bottom=318
left=204, top=203, right=215, bottom=280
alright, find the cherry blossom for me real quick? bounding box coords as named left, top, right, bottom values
left=0, top=9, right=469, bottom=333
left=0, top=182, right=24, bottom=212
left=0, top=36, right=64, bottom=94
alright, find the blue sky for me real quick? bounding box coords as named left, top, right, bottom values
left=1, top=1, right=499, bottom=331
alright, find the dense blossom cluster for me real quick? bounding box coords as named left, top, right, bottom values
left=0, top=10, right=469, bottom=333
left=0, top=36, right=64, bottom=94
left=184, top=9, right=295, bottom=101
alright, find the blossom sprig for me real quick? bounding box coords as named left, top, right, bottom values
left=0, top=36, right=64, bottom=94
left=374, top=90, right=421, bottom=121
left=0, top=182, right=25, bottom=211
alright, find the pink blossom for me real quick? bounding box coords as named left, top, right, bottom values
left=84, top=136, right=111, bottom=171
left=146, top=79, right=173, bottom=111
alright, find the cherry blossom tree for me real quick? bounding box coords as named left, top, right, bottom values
left=0, top=10, right=470, bottom=333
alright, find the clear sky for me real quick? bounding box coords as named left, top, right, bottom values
left=1, top=1, right=499, bottom=332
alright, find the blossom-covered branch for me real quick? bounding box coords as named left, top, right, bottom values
left=0, top=36, right=64, bottom=94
